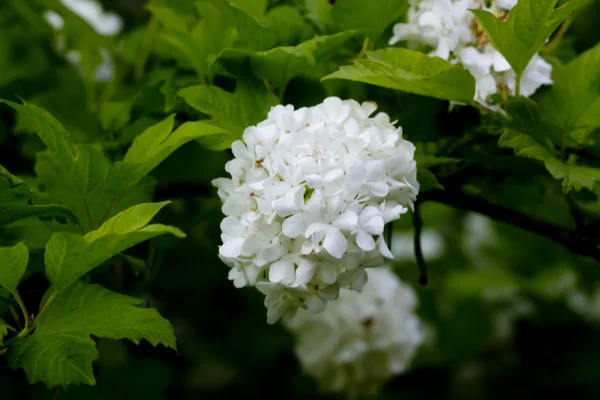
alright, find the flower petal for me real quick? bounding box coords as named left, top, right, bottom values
left=323, top=227, right=348, bottom=259
left=333, top=210, right=358, bottom=231
left=219, top=237, right=245, bottom=258
left=269, top=257, right=296, bottom=284
left=363, top=215, right=384, bottom=235
left=356, top=230, right=376, bottom=251
left=282, top=213, right=305, bottom=238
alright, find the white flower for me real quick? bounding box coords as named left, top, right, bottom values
left=213, top=97, right=419, bottom=324
left=389, top=0, right=479, bottom=60
left=390, top=0, right=553, bottom=107
left=284, top=267, right=425, bottom=397
left=43, top=0, right=123, bottom=82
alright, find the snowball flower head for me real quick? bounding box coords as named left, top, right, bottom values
left=390, top=0, right=553, bottom=108
left=213, top=97, right=419, bottom=324
left=284, top=267, right=425, bottom=397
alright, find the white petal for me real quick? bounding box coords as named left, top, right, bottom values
left=356, top=230, right=376, bottom=251
left=219, top=237, right=245, bottom=258
left=351, top=269, right=368, bottom=292
left=305, top=174, right=324, bottom=188
left=305, top=222, right=329, bottom=238
left=294, top=260, right=316, bottom=285
left=366, top=160, right=386, bottom=179
left=269, top=257, right=296, bottom=284
left=282, top=213, right=305, bottom=238
left=379, top=237, right=394, bottom=259
left=273, top=186, right=305, bottom=217
left=319, top=284, right=339, bottom=300
left=316, top=265, right=338, bottom=285
left=306, top=295, right=326, bottom=313
left=255, top=243, right=283, bottom=266
left=333, top=210, right=358, bottom=231
left=363, top=215, right=384, bottom=235
left=367, top=181, right=390, bottom=197
left=323, top=227, right=348, bottom=259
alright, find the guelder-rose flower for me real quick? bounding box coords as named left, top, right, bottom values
left=389, top=0, right=553, bottom=109
left=284, top=267, right=425, bottom=397
left=213, top=97, right=419, bottom=324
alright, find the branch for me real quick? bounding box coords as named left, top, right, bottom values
left=412, top=203, right=429, bottom=286
left=419, top=189, right=600, bottom=263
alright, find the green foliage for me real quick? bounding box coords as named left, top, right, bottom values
left=499, top=98, right=600, bottom=192
left=0, top=0, right=599, bottom=397
left=0, top=165, right=78, bottom=228
left=45, top=201, right=184, bottom=292
left=217, top=31, right=358, bottom=90
left=179, top=75, right=277, bottom=149
left=538, top=43, right=600, bottom=143
left=6, top=281, right=176, bottom=388
left=472, top=0, right=584, bottom=78
left=331, top=0, right=408, bottom=42
left=323, top=48, right=476, bottom=103
left=0, top=319, right=11, bottom=343
left=0, top=242, right=28, bottom=294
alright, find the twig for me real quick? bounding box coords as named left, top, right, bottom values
left=412, top=203, right=429, bottom=286
left=52, top=388, right=61, bottom=400
left=419, top=189, right=600, bottom=263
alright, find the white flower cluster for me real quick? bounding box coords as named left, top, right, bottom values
left=213, top=97, right=419, bottom=324
left=389, top=0, right=553, bottom=108
left=44, top=0, right=123, bottom=82
left=284, top=267, right=425, bottom=397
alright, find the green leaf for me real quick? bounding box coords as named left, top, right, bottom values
left=304, top=0, right=334, bottom=31
left=322, top=48, right=476, bottom=104
left=0, top=165, right=79, bottom=227
left=7, top=281, right=176, bottom=388
left=331, top=0, right=408, bottom=41
left=179, top=75, right=278, bottom=149
left=149, top=4, right=234, bottom=78
left=0, top=100, right=111, bottom=230
left=45, top=202, right=185, bottom=292
left=0, top=242, right=28, bottom=294
left=499, top=129, right=600, bottom=192
left=217, top=31, right=358, bottom=89
left=471, top=0, right=584, bottom=77
left=0, top=319, right=13, bottom=343
left=538, top=43, right=600, bottom=143
left=196, top=0, right=275, bottom=51
left=1, top=101, right=215, bottom=229
left=417, top=169, right=444, bottom=191
left=495, top=98, right=596, bottom=193
left=229, top=0, right=268, bottom=20
left=266, top=5, right=315, bottom=45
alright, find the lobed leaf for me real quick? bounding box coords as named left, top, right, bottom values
left=217, top=31, right=358, bottom=90
left=471, top=0, right=585, bottom=78
left=45, top=202, right=185, bottom=292
left=322, top=47, right=476, bottom=104
left=331, top=0, right=408, bottom=42
left=538, top=43, right=600, bottom=143
left=179, top=75, right=278, bottom=149
left=6, top=281, right=176, bottom=388
left=0, top=242, right=28, bottom=294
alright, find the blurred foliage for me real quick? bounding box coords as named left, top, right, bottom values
left=0, top=0, right=599, bottom=399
